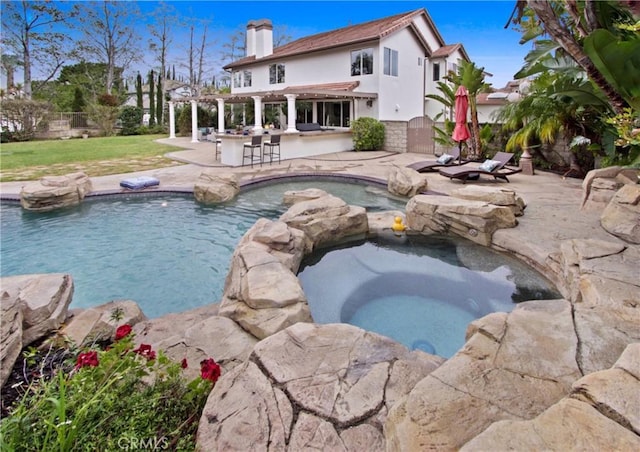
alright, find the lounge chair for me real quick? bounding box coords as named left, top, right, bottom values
left=438, top=151, right=522, bottom=183
left=406, top=147, right=467, bottom=173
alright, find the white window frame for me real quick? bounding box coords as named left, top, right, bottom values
left=350, top=48, right=373, bottom=76
left=269, top=63, right=285, bottom=84
left=243, top=70, right=252, bottom=87
left=383, top=47, right=398, bottom=77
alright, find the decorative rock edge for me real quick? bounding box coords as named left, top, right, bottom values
left=20, top=172, right=93, bottom=212
left=2, top=182, right=638, bottom=451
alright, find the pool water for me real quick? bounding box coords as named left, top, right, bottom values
left=0, top=180, right=405, bottom=318
left=297, top=235, right=561, bottom=358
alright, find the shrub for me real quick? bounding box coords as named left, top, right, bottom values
left=0, top=325, right=218, bottom=451
left=177, top=105, right=214, bottom=136
left=351, top=117, right=385, bottom=151
left=119, top=106, right=143, bottom=136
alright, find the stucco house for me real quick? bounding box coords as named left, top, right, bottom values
left=176, top=8, right=473, bottom=163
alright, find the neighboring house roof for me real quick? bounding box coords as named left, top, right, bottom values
left=476, top=92, right=510, bottom=105
left=224, top=8, right=445, bottom=70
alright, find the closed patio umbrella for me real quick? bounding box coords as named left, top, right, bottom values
left=452, top=85, right=470, bottom=162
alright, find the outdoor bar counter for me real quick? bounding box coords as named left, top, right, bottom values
left=217, top=129, right=353, bottom=167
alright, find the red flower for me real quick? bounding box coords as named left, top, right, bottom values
left=200, top=358, right=221, bottom=383
left=133, top=343, right=156, bottom=361
left=181, top=358, right=188, bottom=369
left=115, top=324, right=132, bottom=341
left=75, top=351, right=99, bottom=369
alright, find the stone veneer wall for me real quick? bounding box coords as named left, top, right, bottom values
left=381, top=120, right=408, bottom=153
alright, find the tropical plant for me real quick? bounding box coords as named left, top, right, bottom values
left=351, top=117, right=385, bottom=151
left=445, top=61, right=491, bottom=158
left=495, top=71, right=609, bottom=172
left=507, top=0, right=640, bottom=167
left=0, top=324, right=218, bottom=451
left=510, top=0, right=637, bottom=114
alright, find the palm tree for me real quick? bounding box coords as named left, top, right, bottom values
left=446, top=61, right=490, bottom=158
left=495, top=71, right=611, bottom=174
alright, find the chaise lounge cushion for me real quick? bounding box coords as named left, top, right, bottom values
left=479, top=159, right=502, bottom=172
left=120, top=176, right=160, bottom=190
left=437, top=153, right=455, bottom=164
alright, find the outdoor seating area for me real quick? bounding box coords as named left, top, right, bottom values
left=438, top=151, right=522, bottom=183
left=406, top=147, right=467, bottom=173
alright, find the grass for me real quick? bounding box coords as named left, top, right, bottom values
left=0, top=135, right=183, bottom=182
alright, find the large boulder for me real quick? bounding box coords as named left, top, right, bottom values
left=196, top=323, right=443, bottom=451
left=193, top=171, right=239, bottom=204
left=600, top=184, right=640, bottom=244
left=20, top=172, right=92, bottom=212
left=385, top=299, right=583, bottom=451
left=60, top=300, right=146, bottom=346
left=581, top=167, right=638, bottom=210
left=282, top=188, right=329, bottom=206
left=387, top=167, right=428, bottom=197
left=451, top=185, right=526, bottom=216
left=148, top=315, right=258, bottom=381
left=1, top=292, right=23, bottom=388
left=218, top=219, right=313, bottom=339
left=406, top=194, right=517, bottom=246
left=279, top=194, right=368, bottom=249
left=460, top=344, right=640, bottom=450
left=1, top=274, right=74, bottom=346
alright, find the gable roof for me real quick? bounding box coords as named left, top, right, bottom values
left=430, top=43, right=471, bottom=62
left=224, top=8, right=445, bottom=70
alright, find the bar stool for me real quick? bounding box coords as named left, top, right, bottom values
left=242, top=135, right=262, bottom=167
left=263, top=134, right=281, bottom=164
left=215, top=139, right=222, bottom=160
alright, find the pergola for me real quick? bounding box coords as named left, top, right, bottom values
left=167, top=82, right=377, bottom=143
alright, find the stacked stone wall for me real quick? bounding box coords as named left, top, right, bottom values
left=381, top=120, right=407, bottom=153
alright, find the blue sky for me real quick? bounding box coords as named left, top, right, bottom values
left=6, top=1, right=531, bottom=89
left=133, top=0, right=531, bottom=89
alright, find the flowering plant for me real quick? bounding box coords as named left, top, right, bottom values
left=1, top=321, right=221, bottom=451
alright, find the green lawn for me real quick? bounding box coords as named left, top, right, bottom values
left=0, top=135, right=182, bottom=182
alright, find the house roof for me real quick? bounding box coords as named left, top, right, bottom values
left=431, top=43, right=469, bottom=60
left=476, top=92, right=509, bottom=105
left=224, top=8, right=446, bottom=70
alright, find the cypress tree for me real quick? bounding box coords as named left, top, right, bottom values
left=172, top=65, right=176, bottom=80
left=136, top=72, right=143, bottom=110
left=156, top=72, right=163, bottom=125
left=167, top=67, right=171, bottom=80
left=148, top=70, right=156, bottom=127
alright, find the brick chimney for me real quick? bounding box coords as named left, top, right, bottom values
left=246, top=19, right=273, bottom=58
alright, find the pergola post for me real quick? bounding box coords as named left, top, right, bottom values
left=190, top=100, right=198, bottom=143
left=285, top=94, right=298, bottom=133
left=168, top=101, right=176, bottom=139
left=216, top=98, right=225, bottom=133
left=251, top=96, right=263, bottom=134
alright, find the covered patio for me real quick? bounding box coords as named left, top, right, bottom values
left=166, top=82, right=378, bottom=167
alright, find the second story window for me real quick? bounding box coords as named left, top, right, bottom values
left=351, top=48, right=373, bottom=76
left=233, top=71, right=242, bottom=88
left=383, top=47, right=398, bottom=76
left=269, top=63, right=285, bottom=84
left=433, top=62, right=440, bottom=81
left=243, top=70, right=252, bottom=87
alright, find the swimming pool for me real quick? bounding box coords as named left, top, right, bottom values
left=0, top=179, right=406, bottom=318
left=297, top=234, right=561, bottom=358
